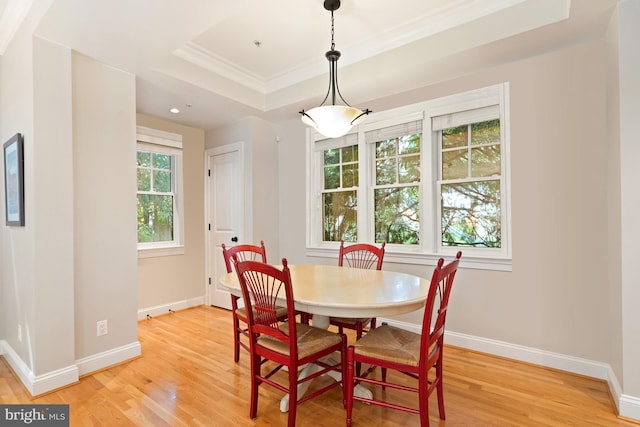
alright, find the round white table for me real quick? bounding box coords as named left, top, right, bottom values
left=219, top=264, right=431, bottom=411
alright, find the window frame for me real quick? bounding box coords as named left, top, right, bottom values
left=306, top=84, right=512, bottom=271
left=136, top=126, right=185, bottom=258
left=365, top=112, right=425, bottom=247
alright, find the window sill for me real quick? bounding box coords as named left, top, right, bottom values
left=138, top=245, right=185, bottom=259
left=305, top=246, right=512, bottom=271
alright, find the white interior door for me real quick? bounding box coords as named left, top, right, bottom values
left=206, top=142, right=246, bottom=309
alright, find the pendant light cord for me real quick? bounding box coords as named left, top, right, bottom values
left=331, top=10, right=335, bottom=51
left=299, top=0, right=371, bottom=137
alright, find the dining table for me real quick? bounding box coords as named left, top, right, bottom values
left=219, top=263, right=432, bottom=412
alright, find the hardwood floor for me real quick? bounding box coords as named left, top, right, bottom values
left=1, top=306, right=638, bottom=426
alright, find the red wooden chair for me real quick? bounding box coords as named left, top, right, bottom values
left=221, top=241, right=277, bottom=363
left=330, top=241, right=386, bottom=339
left=345, top=251, right=462, bottom=427
left=234, top=257, right=347, bottom=427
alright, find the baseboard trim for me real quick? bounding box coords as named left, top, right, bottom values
left=444, top=330, right=610, bottom=379
left=380, top=319, right=608, bottom=378
left=137, top=296, right=204, bottom=320
left=1, top=339, right=141, bottom=395
left=619, top=393, right=640, bottom=420
left=0, top=339, right=79, bottom=396
left=378, top=318, right=640, bottom=422
left=75, top=341, right=142, bottom=376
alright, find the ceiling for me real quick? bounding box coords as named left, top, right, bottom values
left=1, top=0, right=618, bottom=131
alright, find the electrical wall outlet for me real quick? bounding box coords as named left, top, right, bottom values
left=97, top=320, right=108, bottom=336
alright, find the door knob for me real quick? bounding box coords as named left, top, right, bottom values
left=231, top=236, right=238, bottom=242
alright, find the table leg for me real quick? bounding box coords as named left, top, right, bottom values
left=279, top=362, right=324, bottom=412
left=311, top=314, right=330, bottom=329
left=279, top=315, right=372, bottom=412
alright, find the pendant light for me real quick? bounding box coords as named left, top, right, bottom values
left=299, top=0, right=371, bottom=138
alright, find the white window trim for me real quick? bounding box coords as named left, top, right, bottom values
left=305, top=83, right=512, bottom=271
left=136, top=126, right=185, bottom=258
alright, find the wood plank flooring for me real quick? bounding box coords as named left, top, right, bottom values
left=1, top=306, right=638, bottom=426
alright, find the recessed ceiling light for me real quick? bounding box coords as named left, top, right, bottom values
left=169, top=107, right=180, bottom=114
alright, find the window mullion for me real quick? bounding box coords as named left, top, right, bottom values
left=358, top=129, right=368, bottom=242
left=423, top=125, right=437, bottom=254
left=467, top=124, right=473, bottom=178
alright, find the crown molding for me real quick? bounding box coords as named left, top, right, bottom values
left=171, top=0, right=567, bottom=96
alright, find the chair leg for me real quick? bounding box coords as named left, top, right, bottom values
left=288, top=364, right=298, bottom=427
left=231, top=295, right=241, bottom=363
left=418, top=373, right=430, bottom=427
left=381, top=367, right=387, bottom=390
left=436, top=360, right=445, bottom=420
left=355, top=322, right=364, bottom=376
left=233, top=315, right=241, bottom=363
left=249, top=354, right=260, bottom=419
left=340, top=334, right=348, bottom=408
left=346, top=347, right=354, bottom=427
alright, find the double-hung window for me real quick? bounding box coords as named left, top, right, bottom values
left=320, top=133, right=359, bottom=242
left=434, top=108, right=502, bottom=250
left=368, top=117, right=423, bottom=245
left=136, top=126, right=184, bottom=257
left=307, top=83, right=511, bottom=270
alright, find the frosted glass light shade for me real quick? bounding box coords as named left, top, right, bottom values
left=301, top=105, right=368, bottom=138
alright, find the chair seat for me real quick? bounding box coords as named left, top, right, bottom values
left=236, top=306, right=289, bottom=321
left=352, top=324, right=421, bottom=367
left=258, top=323, right=343, bottom=359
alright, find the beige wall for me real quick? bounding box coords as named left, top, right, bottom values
left=275, top=26, right=639, bottom=416
left=606, top=3, right=623, bottom=393
left=0, top=1, right=80, bottom=394
left=72, top=52, right=139, bottom=361
left=1, top=0, right=39, bottom=373
left=1, top=5, right=140, bottom=394
left=278, top=40, right=611, bottom=360
left=617, top=0, right=640, bottom=403
left=0, top=2, right=70, bottom=383
left=206, top=116, right=280, bottom=257
left=33, top=35, right=75, bottom=375
left=136, top=114, right=206, bottom=314
left=1, top=1, right=637, bottom=418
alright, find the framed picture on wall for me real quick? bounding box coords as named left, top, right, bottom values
left=3, top=133, right=25, bottom=226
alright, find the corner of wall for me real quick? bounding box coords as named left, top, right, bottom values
left=0, top=339, right=79, bottom=397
